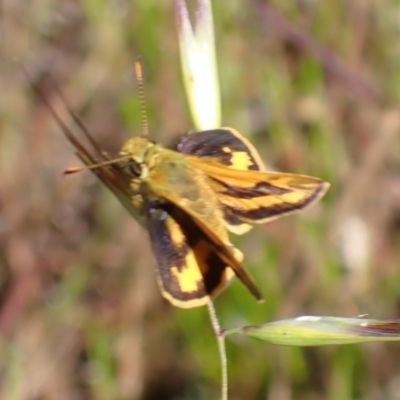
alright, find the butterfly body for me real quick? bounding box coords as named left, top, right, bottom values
left=117, top=136, right=251, bottom=308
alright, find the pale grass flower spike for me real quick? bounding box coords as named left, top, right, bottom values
left=175, top=0, right=221, bottom=130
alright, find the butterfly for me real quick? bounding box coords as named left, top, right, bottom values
left=65, top=127, right=329, bottom=308
left=29, top=66, right=329, bottom=309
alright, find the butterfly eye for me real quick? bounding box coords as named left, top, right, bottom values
left=126, top=161, right=142, bottom=177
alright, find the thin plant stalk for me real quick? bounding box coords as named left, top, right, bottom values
left=207, top=301, right=228, bottom=400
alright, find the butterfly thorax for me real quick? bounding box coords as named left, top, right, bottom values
left=120, top=138, right=230, bottom=244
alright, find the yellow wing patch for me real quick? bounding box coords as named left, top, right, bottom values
left=228, top=150, right=256, bottom=171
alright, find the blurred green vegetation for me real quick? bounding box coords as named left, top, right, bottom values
left=1, top=0, right=400, bottom=399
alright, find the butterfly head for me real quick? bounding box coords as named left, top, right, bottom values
left=119, top=136, right=159, bottom=179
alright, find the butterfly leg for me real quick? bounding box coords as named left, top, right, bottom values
left=131, top=194, right=145, bottom=213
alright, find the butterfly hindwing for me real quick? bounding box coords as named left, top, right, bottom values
left=177, top=127, right=264, bottom=172
left=145, top=203, right=235, bottom=308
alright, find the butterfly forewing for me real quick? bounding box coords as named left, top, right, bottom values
left=177, top=128, right=329, bottom=234
left=188, top=157, right=329, bottom=230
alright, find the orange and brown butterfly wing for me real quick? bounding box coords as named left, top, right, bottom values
left=145, top=203, right=235, bottom=308
left=188, top=157, right=330, bottom=234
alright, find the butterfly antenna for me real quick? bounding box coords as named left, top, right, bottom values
left=64, top=155, right=131, bottom=175
left=134, top=58, right=149, bottom=137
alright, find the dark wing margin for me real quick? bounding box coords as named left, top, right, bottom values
left=176, top=127, right=264, bottom=171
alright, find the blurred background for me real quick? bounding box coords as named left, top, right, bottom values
left=1, top=0, right=400, bottom=399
